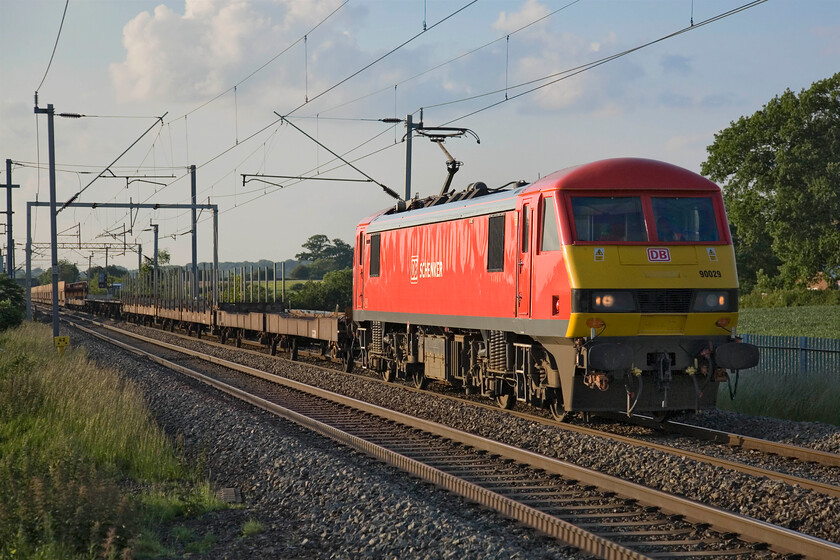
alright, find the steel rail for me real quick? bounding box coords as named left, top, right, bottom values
left=70, top=318, right=840, bottom=560
left=620, top=414, right=840, bottom=468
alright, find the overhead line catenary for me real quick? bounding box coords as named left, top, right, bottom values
left=283, top=0, right=479, bottom=118
left=310, top=0, right=583, bottom=119
left=437, top=0, right=769, bottom=125
left=215, top=141, right=401, bottom=216
left=35, top=0, right=70, bottom=93
left=172, top=1, right=349, bottom=122
left=276, top=114, right=400, bottom=200
left=206, top=0, right=769, bottom=223
left=147, top=0, right=477, bottom=225
left=59, top=113, right=168, bottom=213
left=99, top=0, right=571, bottom=236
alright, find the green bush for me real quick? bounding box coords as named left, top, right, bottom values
left=286, top=267, right=352, bottom=311
left=0, top=275, right=24, bottom=331
left=0, top=300, right=24, bottom=331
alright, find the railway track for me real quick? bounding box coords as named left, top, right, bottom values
left=60, top=307, right=840, bottom=498
left=56, top=307, right=840, bottom=494
left=64, top=315, right=840, bottom=559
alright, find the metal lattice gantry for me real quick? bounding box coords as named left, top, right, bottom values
left=25, top=201, right=219, bottom=320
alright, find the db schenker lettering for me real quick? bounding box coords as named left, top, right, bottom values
left=419, top=261, right=443, bottom=278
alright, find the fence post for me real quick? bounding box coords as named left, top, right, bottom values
left=799, top=336, right=808, bottom=374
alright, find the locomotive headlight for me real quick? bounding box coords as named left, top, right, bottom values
left=693, top=290, right=731, bottom=312
left=591, top=291, right=635, bottom=312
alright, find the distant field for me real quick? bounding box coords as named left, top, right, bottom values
left=737, top=305, right=840, bottom=339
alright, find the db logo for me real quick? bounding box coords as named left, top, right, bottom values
left=410, top=256, right=419, bottom=284
left=647, top=248, right=671, bottom=262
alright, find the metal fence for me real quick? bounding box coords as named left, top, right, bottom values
left=739, top=334, right=840, bottom=375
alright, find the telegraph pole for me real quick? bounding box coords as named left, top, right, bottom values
left=34, top=100, right=60, bottom=341
left=190, top=164, right=198, bottom=298
left=152, top=223, right=159, bottom=303
left=4, top=159, right=19, bottom=277
left=403, top=112, right=423, bottom=200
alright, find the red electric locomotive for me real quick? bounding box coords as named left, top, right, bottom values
left=352, top=158, right=758, bottom=419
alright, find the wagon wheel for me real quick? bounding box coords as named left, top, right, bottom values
left=495, top=383, right=516, bottom=410
left=343, top=349, right=354, bottom=373
left=220, top=330, right=228, bottom=344
left=381, top=360, right=396, bottom=382
left=547, top=388, right=568, bottom=422
left=412, top=369, right=428, bottom=390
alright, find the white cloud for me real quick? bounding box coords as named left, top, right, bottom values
left=110, top=0, right=343, bottom=103
left=488, top=2, right=624, bottom=113
left=493, top=0, right=551, bottom=35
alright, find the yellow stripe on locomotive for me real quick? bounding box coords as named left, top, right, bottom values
left=563, top=243, right=740, bottom=339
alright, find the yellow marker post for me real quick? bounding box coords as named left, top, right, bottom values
left=54, top=335, right=69, bottom=356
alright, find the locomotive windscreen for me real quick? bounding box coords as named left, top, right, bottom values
left=651, top=197, right=720, bottom=242
left=571, top=197, right=647, bottom=242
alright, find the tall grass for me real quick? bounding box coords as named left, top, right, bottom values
left=718, top=370, right=840, bottom=426
left=0, top=322, right=210, bottom=559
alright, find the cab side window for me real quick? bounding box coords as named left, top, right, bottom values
left=369, top=233, right=381, bottom=277
left=487, top=214, right=505, bottom=271
left=540, top=197, right=561, bottom=252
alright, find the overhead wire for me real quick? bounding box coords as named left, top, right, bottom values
left=104, top=0, right=480, bottom=241
left=35, top=0, right=70, bottom=93
left=173, top=0, right=349, bottom=122
left=283, top=0, right=480, bottom=118
left=310, top=0, right=583, bottom=118
left=95, top=1, right=352, bottom=238
left=434, top=0, right=769, bottom=125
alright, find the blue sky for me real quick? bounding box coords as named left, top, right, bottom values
left=1, top=0, right=838, bottom=271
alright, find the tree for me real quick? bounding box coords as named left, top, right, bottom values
left=286, top=268, right=352, bottom=311
left=37, top=259, right=79, bottom=285
left=140, top=248, right=171, bottom=276
left=294, top=235, right=354, bottom=280
left=0, top=274, right=24, bottom=330
left=701, top=72, right=840, bottom=289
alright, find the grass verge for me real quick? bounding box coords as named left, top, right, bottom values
left=0, top=322, right=225, bottom=559
left=718, top=369, right=840, bottom=426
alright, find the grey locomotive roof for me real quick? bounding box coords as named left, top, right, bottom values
left=365, top=185, right=528, bottom=234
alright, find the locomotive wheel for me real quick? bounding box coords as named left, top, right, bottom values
left=652, top=411, right=671, bottom=423
left=412, top=370, right=427, bottom=390
left=495, top=385, right=516, bottom=410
